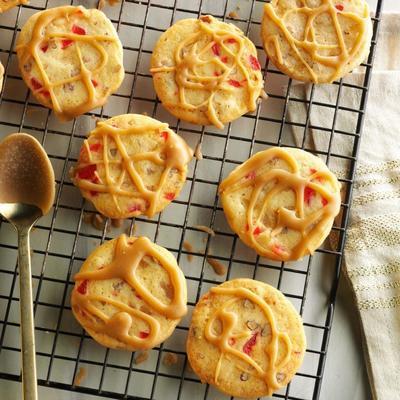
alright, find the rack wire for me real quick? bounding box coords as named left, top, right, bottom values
left=0, top=0, right=383, bottom=399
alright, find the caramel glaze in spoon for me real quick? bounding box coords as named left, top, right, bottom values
left=0, top=133, right=55, bottom=400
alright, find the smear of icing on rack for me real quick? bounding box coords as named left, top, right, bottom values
left=16, top=6, right=121, bottom=120
left=263, top=0, right=370, bottom=83
left=72, top=117, right=193, bottom=218
left=71, top=234, right=187, bottom=349
left=219, top=147, right=341, bottom=260
left=150, top=15, right=263, bottom=129
left=204, top=286, right=292, bottom=396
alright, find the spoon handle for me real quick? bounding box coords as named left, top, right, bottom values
left=18, top=227, right=38, bottom=400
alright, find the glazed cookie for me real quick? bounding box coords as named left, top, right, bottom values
left=187, top=279, right=306, bottom=398
left=150, top=15, right=264, bottom=129
left=261, top=0, right=372, bottom=83
left=0, top=0, right=27, bottom=13
left=16, top=6, right=124, bottom=120
left=219, top=147, right=341, bottom=261
left=71, top=234, right=187, bottom=350
left=71, top=114, right=193, bottom=219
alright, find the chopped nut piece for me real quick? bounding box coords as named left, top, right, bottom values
left=243, top=299, right=254, bottom=309
left=276, top=372, right=286, bottom=383
left=228, top=10, right=239, bottom=19
left=91, top=213, right=105, bottom=231
left=240, top=372, right=249, bottom=381
left=191, top=326, right=202, bottom=339
left=183, top=241, right=194, bottom=262
left=163, top=352, right=178, bottom=366
left=207, top=258, right=226, bottom=276
left=134, top=350, right=149, bottom=365
left=246, top=319, right=259, bottom=331
left=260, top=323, right=271, bottom=337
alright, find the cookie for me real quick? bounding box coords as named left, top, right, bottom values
left=219, top=147, right=341, bottom=261
left=0, top=0, right=27, bottom=13
left=71, top=234, right=187, bottom=350
left=0, top=62, right=3, bottom=92
left=150, top=15, right=264, bottom=129
left=16, top=6, right=124, bottom=120
left=71, top=114, right=193, bottom=219
left=261, top=0, right=372, bottom=83
left=187, top=279, right=306, bottom=398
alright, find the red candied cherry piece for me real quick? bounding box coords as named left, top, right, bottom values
left=304, top=187, right=316, bottom=206
left=61, top=39, right=74, bottom=49
left=226, top=38, right=236, bottom=44
left=335, top=4, right=344, bottom=11
left=310, top=168, right=317, bottom=174
left=136, top=293, right=142, bottom=300
left=321, top=197, right=328, bottom=207
left=272, top=244, right=284, bottom=255
left=160, top=131, right=169, bottom=141
left=77, top=164, right=97, bottom=180
left=228, top=79, right=241, bottom=88
left=249, top=55, right=261, bottom=71
left=243, top=332, right=258, bottom=355
left=77, top=279, right=89, bottom=294
left=245, top=223, right=249, bottom=232
left=30, top=77, right=43, bottom=91
left=41, top=43, right=49, bottom=53
left=228, top=337, right=236, bottom=346
left=91, top=79, right=98, bottom=88
left=164, top=192, right=175, bottom=201
left=42, top=90, right=51, bottom=98
left=72, top=24, right=86, bottom=35
left=139, top=331, right=149, bottom=339
left=214, top=71, right=221, bottom=77
left=89, top=143, right=102, bottom=152
left=220, top=55, right=229, bottom=64
left=211, top=42, right=221, bottom=56
left=253, top=226, right=264, bottom=236
left=128, top=204, right=142, bottom=212
left=245, top=171, right=256, bottom=180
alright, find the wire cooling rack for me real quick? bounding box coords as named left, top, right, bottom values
left=0, top=0, right=383, bottom=399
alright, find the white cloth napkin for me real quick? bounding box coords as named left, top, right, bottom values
left=287, top=14, right=400, bottom=400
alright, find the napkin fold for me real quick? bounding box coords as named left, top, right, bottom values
left=287, top=14, right=400, bottom=400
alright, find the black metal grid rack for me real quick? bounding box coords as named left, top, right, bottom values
left=0, top=0, right=383, bottom=399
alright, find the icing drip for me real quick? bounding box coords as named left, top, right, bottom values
left=204, top=287, right=292, bottom=396
left=263, top=0, right=370, bottom=83
left=219, top=148, right=341, bottom=260
left=16, top=6, right=122, bottom=120
left=72, top=118, right=193, bottom=217
left=151, top=16, right=263, bottom=129
left=72, top=234, right=187, bottom=349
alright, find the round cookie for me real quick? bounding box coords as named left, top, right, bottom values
left=187, top=279, right=306, bottom=398
left=0, top=0, right=27, bottom=13
left=71, top=234, right=187, bottom=351
left=261, top=0, right=372, bottom=83
left=16, top=6, right=124, bottom=120
left=150, top=15, right=264, bottom=129
left=71, top=114, right=193, bottom=219
left=219, top=147, right=341, bottom=261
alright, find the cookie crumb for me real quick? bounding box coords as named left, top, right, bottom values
left=111, top=218, right=123, bottom=228
left=82, top=212, right=93, bottom=224
left=73, top=366, right=87, bottom=386
left=92, top=213, right=105, bottom=231
left=228, top=10, right=239, bottom=19
left=183, top=241, right=194, bottom=262
left=207, top=258, right=226, bottom=276
left=163, top=352, right=178, bottom=366
left=193, top=225, right=215, bottom=237
left=194, top=142, right=203, bottom=160
left=134, top=350, right=149, bottom=365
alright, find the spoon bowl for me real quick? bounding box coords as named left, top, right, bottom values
left=0, top=133, right=55, bottom=400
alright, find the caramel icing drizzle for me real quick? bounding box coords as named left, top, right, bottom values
left=219, top=148, right=341, bottom=260
left=72, top=234, right=187, bottom=349
left=72, top=118, right=193, bottom=217
left=263, top=0, right=370, bottom=83
left=16, top=6, right=122, bottom=120
left=151, top=16, right=263, bottom=129
left=205, top=287, right=291, bottom=395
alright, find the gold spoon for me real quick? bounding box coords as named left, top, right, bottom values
left=0, top=133, right=55, bottom=400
